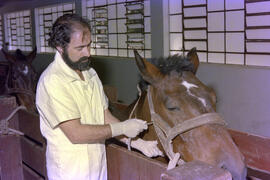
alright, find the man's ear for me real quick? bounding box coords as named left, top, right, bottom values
left=56, top=46, right=64, bottom=54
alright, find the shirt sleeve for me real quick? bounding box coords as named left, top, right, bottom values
left=37, top=75, right=80, bottom=128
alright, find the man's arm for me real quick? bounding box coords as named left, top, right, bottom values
left=58, top=108, right=147, bottom=144
left=104, top=108, right=120, bottom=124
left=59, top=118, right=112, bottom=144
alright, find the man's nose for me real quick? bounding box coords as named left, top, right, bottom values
left=83, top=47, right=91, bottom=57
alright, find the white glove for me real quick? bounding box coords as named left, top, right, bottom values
left=131, top=138, right=164, bottom=157
left=110, top=119, right=147, bottom=138
left=122, top=138, right=164, bottom=158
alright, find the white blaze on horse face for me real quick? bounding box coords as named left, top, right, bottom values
left=22, top=65, right=29, bottom=75
left=181, top=80, right=207, bottom=107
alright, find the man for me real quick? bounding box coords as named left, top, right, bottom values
left=36, top=14, right=153, bottom=180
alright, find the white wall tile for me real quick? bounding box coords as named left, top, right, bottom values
left=117, top=3, right=126, bottom=18
left=169, top=0, right=182, bottom=14
left=117, top=19, right=126, bottom=33
left=246, top=1, right=270, bottom=13
left=184, top=30, right=206, bottom=39
left=197, top=52, right=207, bottom=62
left=226, top=33, right=244, bottom=52
left=246, top=29, right=270, bottom=40
left=226, top=53, right=244, bottom=65
left=225, top=0, right=244, bottom=10
left=145, top=34, right=151, bottom=49
left=118, top=34, right=127, bottom=48
left=184, top=0, right=206, bottom=6
left=246, top=55, right=270, bottom=66
left=108, top=5, right=116, bottom=19
left=170, top=33, right=182, bottom=50
left=208, top=12, right=224, bottom=31
left=108, top=20, right=117, bottom=33
left=144, top=0, right=151, bottom=16
left=184, top=7, right=206, bottom=17
left=170, top=15, right=182, bottom=32
left=109, top=34, right=117, bottom=48
left=184, top=18, right=206, bottom=28
left=226, top=11, right=244, bottom=31
left=109, top=49, right=117, bottom=56
left=97, top=48, right=108, bottom=56
left=208, top=33, right=224, bottom=51
left=208, top=0, right=224, bottom=11
left=118, top=49, right=127, bottom=57
left=246, top=15, right=270, bottom=27
left=144, top=17, right=151, bottom=32
left=247, top=42, right=270, bottom=53
left=208, top=53, right=224, bottom=63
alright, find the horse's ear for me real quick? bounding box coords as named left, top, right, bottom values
left=134, top=50, right=162, bottom=84
left=1, top=48, right=16, bottom=64
left=27, top=46, right=37, bottom=64
left=187, top=47, right=199, bottom=74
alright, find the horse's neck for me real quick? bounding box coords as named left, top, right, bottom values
left=134, top=90, right=152, bottom=123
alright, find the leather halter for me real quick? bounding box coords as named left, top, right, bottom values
left=147, top=86, right=227, bottom=163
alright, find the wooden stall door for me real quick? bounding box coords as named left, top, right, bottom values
left=0, top=96, right=47, bottom=180
left=0, top=96, right=24, bottom=180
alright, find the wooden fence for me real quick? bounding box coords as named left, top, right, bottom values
left=0, top=96, right=270, bottom=180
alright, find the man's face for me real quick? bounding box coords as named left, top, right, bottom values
left=62, top=27, right=92, bottom=71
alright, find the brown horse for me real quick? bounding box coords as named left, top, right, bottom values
left=1, top=48, right=37, bottom=113
left=113, top=48, right=247, bottom=180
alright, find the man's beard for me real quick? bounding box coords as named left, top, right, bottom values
left=62, top=49, right=92, bottom=71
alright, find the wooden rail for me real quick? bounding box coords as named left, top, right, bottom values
left=1, top=96, right=270, bottom=179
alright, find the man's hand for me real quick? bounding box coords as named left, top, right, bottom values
left=121, top=138, right=164, bottom=158
left=110, top=118, right=147, bottom=138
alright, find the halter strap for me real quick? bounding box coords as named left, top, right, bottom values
left=147, top=85, right=227, bottom=169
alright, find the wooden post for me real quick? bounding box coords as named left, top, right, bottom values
left=0, top=96, right=24, bottom=180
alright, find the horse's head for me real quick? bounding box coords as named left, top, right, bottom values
left=134, top=48, right=246, bottom=180
left=134, top=48, right=218, bottom=124
left=2, top=47, right=37, bottom=113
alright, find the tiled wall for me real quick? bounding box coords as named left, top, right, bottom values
left=35, top=2, right=75, bottom=53
left=82, top=0, right=151, bottom=58
left=4, top=10, right=32, bottom=51
left=168, top=0, right=270, bottom=66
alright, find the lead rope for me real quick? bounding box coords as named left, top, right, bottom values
left=0, top=105, right=26, bottom=136
left=127, top=84, right=142, bottom=151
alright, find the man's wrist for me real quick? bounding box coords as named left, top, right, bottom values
left=109, top=122, right=123, bottom=137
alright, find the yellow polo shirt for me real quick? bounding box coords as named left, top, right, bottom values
left=36, top=51, right=108, bottom=180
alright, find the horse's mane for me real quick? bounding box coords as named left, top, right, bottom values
left=139, top=54, right=194, bottom=91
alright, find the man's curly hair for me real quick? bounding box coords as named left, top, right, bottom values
left=48, top=14, right=91, bottom=49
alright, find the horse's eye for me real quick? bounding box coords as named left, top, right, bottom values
left=165, top=98, right=180, bottom=111
left=167, top=107, right=180, bottom=111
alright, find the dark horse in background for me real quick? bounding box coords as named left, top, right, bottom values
left=0, top=48, right=37, bottom=113
left=111, top=48, right=247, bottom=180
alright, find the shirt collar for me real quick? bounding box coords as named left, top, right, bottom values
left=54, top=51, right=95, bottom=82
